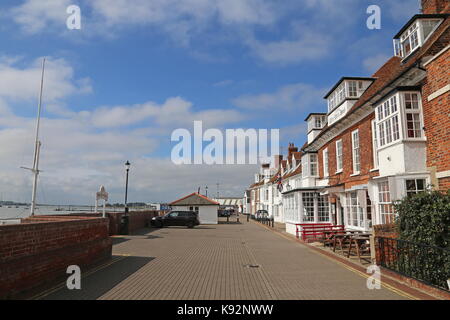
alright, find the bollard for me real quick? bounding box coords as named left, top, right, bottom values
left=247, top=214, right=249, bottom=222
left=227, top=216, right=229, bottom=223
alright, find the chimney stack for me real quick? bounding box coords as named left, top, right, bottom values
left=287, top=143, right=298, bottom=159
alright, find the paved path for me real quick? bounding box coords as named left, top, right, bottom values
left=42, top=219, right=407, bottom=300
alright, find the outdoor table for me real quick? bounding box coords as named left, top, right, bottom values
left=323, top=230, right=345, bottom=247
left=347, top=235, right=372, bottom=263
left=332, top=234, right=352, bottom=254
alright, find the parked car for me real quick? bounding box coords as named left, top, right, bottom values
left=218, top=209, right=231, bottom=217
left=151, top=211, right=200, bottom=228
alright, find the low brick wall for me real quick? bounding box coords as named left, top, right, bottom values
left=62, top=210, right=162, bottom=235
left=0, top=216, right=112, bottom=299
left=373, top=224, right=398, bottom=265
left=105, top=210, right=162, bottom=235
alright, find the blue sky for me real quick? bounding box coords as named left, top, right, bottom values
left=0, top=0, right=420, bottom=205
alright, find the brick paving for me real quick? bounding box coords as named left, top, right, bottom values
left=42, top=218, right=407, bottom=300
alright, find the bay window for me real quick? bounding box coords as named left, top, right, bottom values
left=375, top=91, right=423, bottom=149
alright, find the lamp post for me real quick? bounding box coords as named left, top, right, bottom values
left=124, top=160, right=131, bottom=214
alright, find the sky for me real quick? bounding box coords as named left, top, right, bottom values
left=0, top=0, right=421, bottom=205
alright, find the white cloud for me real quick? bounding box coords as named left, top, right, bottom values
left=0, top=54, right=252, bottom=205
left=363, top=53, right=391, bottom=73
left=245, top=33, right=330, bottom=65
left=233, top=83, right=325, bottom=111
left=11, top=0, right=71, bottom=34
left=88, top=97, right=245, bottom=129
left=0, top=107, right=257, bottom=204
left=0, top=56, right=92, bottom=105
left=7, top=0, right=361, bottom=65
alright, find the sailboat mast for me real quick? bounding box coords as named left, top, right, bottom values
left=30, top=58, right=46, bottom=216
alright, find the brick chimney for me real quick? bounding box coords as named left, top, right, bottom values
left=421, top=0, right=449, bottom=14
left=287, top=143, right=298, bottom=159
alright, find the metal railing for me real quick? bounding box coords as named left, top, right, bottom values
left=377, top=237, right=450, bottom=291
left=251, top=214, right=274, bottom=228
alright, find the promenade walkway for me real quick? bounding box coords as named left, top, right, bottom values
left=40, top=218, right=410, bottom=300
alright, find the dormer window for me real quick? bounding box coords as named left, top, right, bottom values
left=325, top=78, right=374, bottom=113
left=393, top=16, right=444, bottom=59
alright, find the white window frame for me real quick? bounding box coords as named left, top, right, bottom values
left=318, top=195, right=330, bottom=222
left=323, top=148, right=329, bottom=177
left=371, top=120, right=379, bottom=169
left=402, top=92, right=424, bottom=140
left=405, top=178, right=426, bottom=197
left=351, top=130, right=360, bottom=174
left=394, top=19, right=442, bottom=59
left=378, top=181, right=395, bottom=225
left=336, top=140, right=343, bottom=173
left=376, top=94, right=401, bottom=149
left=309, top=154, right=318, bottom=177
left=302, top=192, right=315, bottom=223
left=347, top=81, right=358, bottom=98
left=400, top=21, right=420, bottom=58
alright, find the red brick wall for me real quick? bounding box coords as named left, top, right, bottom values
left=106, top=210, right=161, bottom=235
left=318, top=113, right=380, bottom=189
left=35, top=210, right=162, bottom=235
left=439, top=177, right=450, bottom=190
left=373, top=224, right=398, bottom=265
left=421, top=0, right=450, bottom=14
left=0, top=216, right=111, bottom=299
left=422, top=47, right=450, bottom=191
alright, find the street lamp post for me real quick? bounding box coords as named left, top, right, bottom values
left=124, top=160, right=131, bottom=214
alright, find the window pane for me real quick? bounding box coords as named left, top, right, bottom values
left=416, top=179, right=425, bottom=191
left=406, top=179, right=416, bottom=191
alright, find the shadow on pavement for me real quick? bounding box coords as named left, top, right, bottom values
left=41, top=255, right=154, bottom=300
left=218, top=221, right=242, bottom=225
left=112, top=237, right=133, bottom=245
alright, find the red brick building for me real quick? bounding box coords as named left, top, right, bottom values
left=246, top=0, right=449, bottom=235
